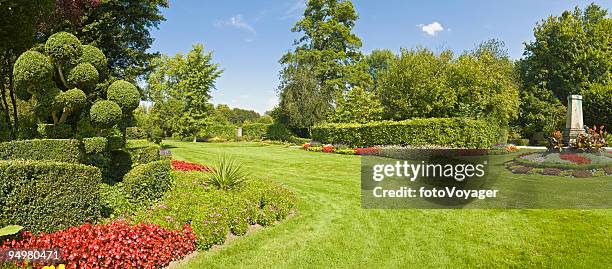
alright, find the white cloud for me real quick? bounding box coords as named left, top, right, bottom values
left=417, top=22, right=444, bottom=36
left=281, top=0, right=306, bottom=19
left=214, top=15, right=256, bottom=35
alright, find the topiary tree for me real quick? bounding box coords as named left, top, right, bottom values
left=12, top=31, right=140, bottom=137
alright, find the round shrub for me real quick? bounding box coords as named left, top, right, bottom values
left=67, top=63, right=99, bottom=91
left=15, top=85, right=33, bottom=101
left=582, top=83, right=612, bottom=130
left=44, top=32, right=82, bottom=65
left=80, top=45, right=108, bottom=75
left=123, top=160, right=172, bottom=205
left=90, top=100, right=122, bottom=128
left=54, top=88, right=87, bottom=111
left=13, top=50, right=54, bottom=95
left=107, top=80, right=140, bottom=112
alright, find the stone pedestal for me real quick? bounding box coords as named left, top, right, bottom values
left=563, top=94, right=585, bottom=144
left=237, top=127, right=243, bottom=138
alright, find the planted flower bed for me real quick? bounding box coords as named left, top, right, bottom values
left=302, top=143, right=517, bottom=156
left=1, top=221, right=195, bottom=269
left=171, top=159, right=212, bottom=172
left=507, top=151, right=612, bottom=177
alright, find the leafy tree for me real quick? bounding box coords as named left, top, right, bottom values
left=329, top=87, right=382, bottom=123
left=41, top=0, right=169, bottom=81
left=378, top=48, right=455, bottom=120
left=279, top=0, right=372, bottom=128
left=147, top=44, right=222, bottom=142
left=230, top=108, right=260, bottom=125
left=521, top=4, right=611, bottom=101
left=581, top=83, right=612, bottom=130
left=365, top=49, right=396, bottom=91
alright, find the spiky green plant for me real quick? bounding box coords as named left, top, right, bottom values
left=204, top=155, right=249, bottom=190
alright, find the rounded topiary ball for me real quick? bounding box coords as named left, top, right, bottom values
left=54, top=88, right=87, bottom=111
left=13, top=50, right=54, bottom=96
left=45, top=32, right=82, bottom=66
left=80, top=45, right=108, bottom=75
left=90, top=100, right=122, bottom=128
left=107, top=80, right=140, bottom=112
left=67, top=63, right=99, bottom=91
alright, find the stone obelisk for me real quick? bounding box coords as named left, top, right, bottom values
left=563, top=94, right=585, bottom=144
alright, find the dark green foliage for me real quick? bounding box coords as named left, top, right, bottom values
left=53, top=88, right=87, bottom=111
left=581, top=83, right=612, bottom=130
left=265, top=123, right=297, bottom=142
left=125, top=127, right=148, bottom=139
left=108, top=150, right=132, bottom=182
left=0, top=139, right=82, bottom=163
left=106, top=134, right=125, bottom=150
left=312, top=118, right=499, bottom=148
left=123, top=160, right=172, bottom=205
left=12, top=50, right=54, bottom=94
left=83, top=137, right=108, bottom=154
left=0, top=160, right=101, bottom=234
left=79, top=45, right=108, bottom=76
left=242, top=123, right=269, bottom=139
left=98, top=182, right=135, bottom=218
left=90, top=100, right=122, bottom=128
left=37, top=123, right=73, bottom=139
left=125, top=139, right=160, bottom=166
left=44, top=32, right=82, bottom=65
left=107, top=80, right=141, bottom=112
left=67, top=63, right=99, bottom=91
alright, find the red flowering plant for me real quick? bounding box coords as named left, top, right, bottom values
left=1, top=221, right=195, bottom=269
left=322, top=145, right=335, bottom=153
left=560, top=153, right=592, bottom=165
left=302, top=143, right=311, bottom=149
left=354, top=147, right=379, bottom=155
left=171, top=160, right=212, bottom=172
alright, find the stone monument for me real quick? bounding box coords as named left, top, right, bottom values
left=563, top=94, right=585, bottom=144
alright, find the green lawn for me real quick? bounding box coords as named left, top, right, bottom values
left=165, top=141, right=611, bottom=268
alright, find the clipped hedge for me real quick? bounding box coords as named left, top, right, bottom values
left=126, top=139, right=161, bottom=165
left=83, top=137, right=107, bottom=154
left=199, top=125, right=236, bottom=139
left=37, top=123, right=73, bottom=139
left=312, top=118, right=499, bottom=148
left=243, top=123, right=269, bottom=139
left=0, top=160, right=101, bottom=234
left=123, top=160, right=172, bottom=205
left=125, top=127, right=148, bottom=140
left=0, top=139, right=83, bottom=163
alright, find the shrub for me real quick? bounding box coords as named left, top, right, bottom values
left=1, top=221, right=195, bottom=269
left=107, top=80, right=141, bottom=112
left=45, top=32, right=82, bottom=65
left=126, top=139, right=161, bottom=165
left=582, top=83, right=611, bottom=130
left=67, top=63, right=99, bottom=91
left=12, top=50, right=54, bottom=93
left=0, top=161, right=101, bottom=234
left=54, top=88, right=87, bottom=112
left=265, top=123, right=294, bottom=141
left=37, top=123, right=73, bottom=139
left=199, top=124, right=236, bottom=139
left=125, top=127, right=148, bottom=139
left=123, top=160, right=172, bottom=205
left=79, top=45, right=107, bottom=75
left=108, top=150, right=132, bottom=182
left=204, top=156, right=248, bottom=190
left=312, top=118, right=498, bottom=148
left=133, top=172, right=295, bottom=250
left=89, top=100, right=122, bottom=129
left=98, top=183, right=135, bottom=218
left=82, top=137, right=107, bottom=154
left=242, top=123, right=269, bottom=139
left=0, top=139, right=82, bottom=163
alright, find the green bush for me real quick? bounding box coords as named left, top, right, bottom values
left=37, top=123, right=73, bottom=139
left=265, top=123, right=294, bottom=141
left=108, top=150, right=132, bottom=182
left=83, top=137, right=108, bottom=154
left=0, top=139, right=82, bottom=163
left=123, top=160, right=172, bottom=205
left=199, top=124, right=236, bottom=140
left=90, top=100, right=122, bottom=129
left=312, top=118, right=499, bottom=148
left=125, top=139, right=160, bottom=166
left=243, top=123, right=269, bottom=139
left=125, top=127, right=148, bottom=140
left=44, top=32, right=82, bottom=65
left=132, top=172, right=295, bottom=250
left=79, top=45, right=107, bottom=76
left=99, top=182, right=135, bottom=218
left=13, top=50, right=54, bottom=94
left=0, top=160, right=101, bottom=234
left=67, top=63, right=99, bottom=91
left=107, top=80, right=141, bottom=112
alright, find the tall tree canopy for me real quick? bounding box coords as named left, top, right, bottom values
left=147, top=44, right=222, bottom=141
left=278, top=0, right=371, bottom=129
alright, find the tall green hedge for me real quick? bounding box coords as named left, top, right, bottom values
left=0, top=160, right=101, bottom=233
left=243, top=123, right=269, bottom=138
left=123, top=160, right=172, bottom=205
left=0, top=139, right=83, bottom=163
left=312, top=118, right=499, bottom=148
left=199, top=125, right=237, bottom=139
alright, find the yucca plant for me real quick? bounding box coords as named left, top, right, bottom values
left=204, top=155, right=249, bottom=190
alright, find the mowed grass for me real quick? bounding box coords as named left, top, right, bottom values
left=165, top=141, right=611, bottom=269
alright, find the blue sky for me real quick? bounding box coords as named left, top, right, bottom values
left=149, top=0, right=611, bottom=114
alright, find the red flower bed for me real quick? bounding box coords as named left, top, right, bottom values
left=560, top=153, right=592, bottom=165
left=322, top=145, right=335, bottom=153
left=302, top=143, right=311, bottom=149
left=171, top=160, right=212, bottom=172
left=1, top=221, right=195, bottom=269
left=354, top=147, right=379, bottom=155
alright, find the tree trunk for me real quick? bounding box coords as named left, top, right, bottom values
left=193, top=135, right=197, bottom=143
left=8, top=66, right=19, bottom=135
left=1, top=84, right=13, bottom=138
